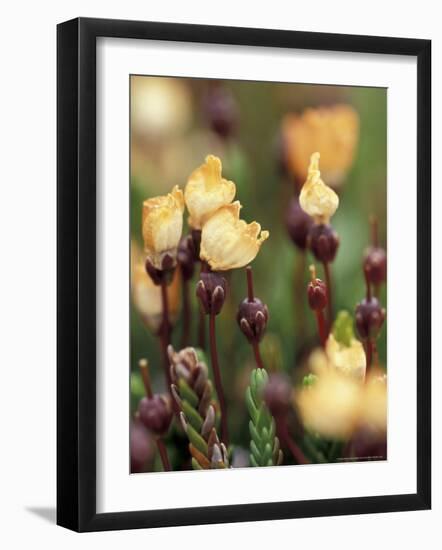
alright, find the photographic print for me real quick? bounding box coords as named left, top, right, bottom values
left=129, top=75, right=387, bottom=474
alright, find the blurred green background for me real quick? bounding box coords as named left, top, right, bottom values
left=130, top=76, right=387, bottom=454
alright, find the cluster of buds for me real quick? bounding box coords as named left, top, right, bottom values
left=169, top=346, right=229, bottom=469
left=237, top=267, right=269, bottom=345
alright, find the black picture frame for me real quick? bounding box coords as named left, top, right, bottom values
left=57, top=17, right=431, bottom=532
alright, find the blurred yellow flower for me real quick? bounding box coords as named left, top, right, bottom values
left=299, top=152, right=339, bottom=224
left=184, top=155, right=236, bottom=230
left=142, top=185, right=184, bottom=270
left=296, top=369, right=362, bottom=439
left=298, top=350, right=387, bottom=439
left=200, top=201, right=269, bottom=271
left=326, top=333, right=366, bottom=381
left=131, top=242, right=180, bottom=333
left=131, top=77, right=192, bottom=139
left=360, top=373, right=387, bottom=433
left=282, top=104, right=359, bottom=188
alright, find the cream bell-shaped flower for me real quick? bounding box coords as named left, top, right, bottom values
left=200, top=201, right=269, bottom=271
left=325, top=333, right=366, bottom=381
left=184, top=155, right=236, bottom=230
left=131, top=242, right=180, bottom=333
left=296, top=368, right=362, bottom=440
left=142, top=185, right=184, bottom=270
left=299, top=152, right=339, bottom=224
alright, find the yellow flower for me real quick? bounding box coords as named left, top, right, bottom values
left=325, top=333, right=366, bottom=381
left=184, top=155, right=236, bottom=230
left=131, top=242, right=180, bottom=333
left=360, top=373, right=387, bottom=433
left=299, top=152, right=339, bottom=224
left=200, top=201, right=269, bottom=271
left=142, top=185, right=184, bottom=270
left=296, top=369, right=362, bottom=439
left=282, top=104, right=359, bottom=188
left=298, top=348, right=386, bottom=439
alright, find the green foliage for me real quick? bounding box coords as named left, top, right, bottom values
left=332, top=310, right=354, bottom=347
left=246, top=369, right=283, bottom=467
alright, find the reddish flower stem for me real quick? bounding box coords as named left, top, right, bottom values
left=278, top=420, right=309, bottom=465
left=315, top=309, right=328, bottom=348
left=209, top=312, right=229, bottom=445
left=370, top=215, right=379, bottom=248
left=322, top=261, right=333, bottom=331
left=138, top=359, right=153, bottom=398
left=159, top=280, right=172, bottom=392
left=252, top=342, right=265, bottom=370
left=198, top=306, right=206, bottom=350
left=246, top=265, right=254, bottom=302
left=138, top=359, right=171, bottom=471
left=180, top=279, right=191, bottom=348
left=156, top=439, right=171, bottom=471
left=364, top=339, right=373, bottom=377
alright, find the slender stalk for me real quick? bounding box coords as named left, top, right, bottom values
left=138, top=359, right=153, bottom=398
left=209, top=312, right=229, bottom=445
left=156, top=439, right=171, bottom=471
left=364, top=339, right=373, bottom=377
left=180, top=279, right=191, bottom=348
left=294, top=252, right=307, bottom=343
left=159, top=280, right=172, bottom=391
left=322, top=261, right=333, bottom=330
left=315, top=309, right=328, bottom=348
left=138, top=359, right=171, bottom=471
left=278, top=420, right=309, bottom=465
left=370, top=215, right=379, bottom=248
left=198, top=304, right=206, bottom=350
left=246, top=266, right=254, bottom=302
left=252, top=342, right=265, bottom=370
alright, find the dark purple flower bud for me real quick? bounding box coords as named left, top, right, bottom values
left=307, top=277, right=328, bottom=311
left=196, top=271, right=227, bottom=316
left=363, top=246, right=387, bottom=286
left=263, top=373, right=292, bottom=418
left=145, top=254, right=175, bottom=285
left=285, top=197, right=314, bottom=250
left=130, top=419, right=154, bottom=473
left=203, top=85, right=238, bottom=140
left=355, top=298, right=385, bottom=340
left=138, top=394, right=173, bottom=436
left=177, top=235, right=195, bottom=281
left=237, top=297, right=269, bottom=344
left=308, top=223, right=340, bottom=263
